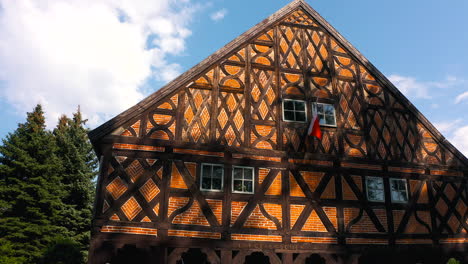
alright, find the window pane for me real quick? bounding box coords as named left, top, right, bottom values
left=391, top=180, right=402, bottom=191
left=375, top=190, right=384, bottom=201
left=375, top=178, right=384, bottom=189
left=284, top=110, right=295, bottom=121
left=233, top=180, right=243, bottom=192
left=213, top=166, right=223, bottom=178
left=325, top=115, right=335, bottom=125
left=368, top=189, right=384, bottom=201
left=324, top=104, right=334, bottom=115
left=244, top=168, right=253, bottom=180
left=202, top=165, right=211, bottom=178
left=390, top=179, right=408, bottom=202
left=295, top=101, right=305, bottom=111
left=391, top=191, right=405, bottom=202
left=234, top=168, right=243, bottom=179
left=318, top=115, right=326, bottom=125
left=397, top=180, right=406, bottom=190
left=367, top=178, right=384, bottom=201
left=212, top=178, right=222, bottom=190
left=201, top=177, right=211, bottom=190
left=284, top=100, right=294, bottom=110
left=244, top=180, right=253, bottom=193
left=399, top=191, right=408, bottom=202
left=296, top=112, right=306, bottom=122
left=390, top=180, right=396, bottom=190
left=367, top=179, right=378, bottom=189
left=316, top=103, right=323, bottom=114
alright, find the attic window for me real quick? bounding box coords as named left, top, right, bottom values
left=314, top=102, right=336, bottom=127
left=366, top=176, right=384, bottom=202
left=390, top=178, right=408, bottom=203
left=201, top=164, right=224, bottom=192
left=283, top=99, right=307, bottom=122
left=232, top=166, right=254, bottom=194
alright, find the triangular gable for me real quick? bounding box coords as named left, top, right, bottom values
left=89, top=0, right=306, bottom=143
left=88, top=0, right=468, bottom=167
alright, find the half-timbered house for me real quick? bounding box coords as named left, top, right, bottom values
left=87, top=1, right=468, bottom=263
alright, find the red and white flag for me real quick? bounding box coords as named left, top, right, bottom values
left=308, top=112, right=322, bottom=140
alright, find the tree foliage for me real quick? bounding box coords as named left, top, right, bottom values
left=0, top=105, right=97, bottom=263
left=0, top=240, right=26, bottom=264
left=447, top=258, right=460, bottom=264
left=54, top=108, right=98, bottom=254
left=40, top=236, right=84, bottom=264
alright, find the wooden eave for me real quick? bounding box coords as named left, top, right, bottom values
left=88, top=0, right=468, bottom=167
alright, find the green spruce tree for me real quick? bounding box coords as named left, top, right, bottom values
left=53, top=107, right=98, bottom=259
left=0, top=105, right=67, bottom=262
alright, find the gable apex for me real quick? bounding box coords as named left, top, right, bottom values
left=88, top=0, right=306, bottom=142
left=88, top=1, right=468, bottom=167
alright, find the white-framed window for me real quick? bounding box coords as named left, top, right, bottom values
left=390, top=178, right=408, bottom=203
left=232, top=166, right=254, bottom=194
left=283, top=99, right=307, bottom=122
left=200, top=164, right=224, bottom=191
left=366, top=176, right=385, bottom=202
left=314, top=102, right=336, bottom=127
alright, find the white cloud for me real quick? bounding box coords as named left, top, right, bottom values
left=0, top=0, right=200, bottom=128
left=428, top=75, right=462, bottom=89
left=388, top=75, right=464, bottom=100
left=434, top=119, right=463, bottom=134
left=433, top=118, right=468, bottom=157
left=210, top=8, right=227, bottom=21
left=388, top=75, right=431, bottom=99
left=450, top=125, right=468, bottom=157
left=455, top=91, right=468, bottom=104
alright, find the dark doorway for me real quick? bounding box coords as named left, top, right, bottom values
left=305, top=254, right=326, bottom=264
left=245, top=252, right=270, bottom=264
left=177, top=248, right=210, bottom=264
left=358, top=247, right=449, bottom=264
left=111, top=244, right=152, bottom=264
left=358, top=249, right=393, bottom=264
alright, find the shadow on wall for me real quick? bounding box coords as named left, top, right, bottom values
left=177, top=248, right=210, bottom=264
left=357, top=247, right=466, bottom=264
left=305, top=254, right=326, bottom=264
left=110, top=245, right=153, bottom=264
left=245, top=252, right=270, bottom=264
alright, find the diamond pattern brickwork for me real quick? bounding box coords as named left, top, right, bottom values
left=283, top=9, right=318, bottom=26
left=106, top=177, right=127, bottom=200
left=139, top=179, right=160, bottom=202
left=183, top=87, right=212, bottom=143
left=250, top=69, right=276, bottom=121
left=216, top=92, right=244, bottom=146
left=121, top=197, right=142, bottom=221
left=125, top=160, right=144, bottom=183
left=98, top=5, right=468, bottom=245
left=279, top=25, right=302, bottom=70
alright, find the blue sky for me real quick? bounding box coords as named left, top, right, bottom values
left=0, top=0, right=467, bottom=155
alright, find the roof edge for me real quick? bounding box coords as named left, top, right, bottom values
left=298, top=3, right=468, bottom=166
left=88, top=0, right=303, bottom=143
left=88, top=0, right=468, bottom=168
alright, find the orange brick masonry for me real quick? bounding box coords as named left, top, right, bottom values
left=231, top=201, right=248, bottom=225
left=344, top=208, right=386, bottom=233
left=292, top=236, right=337, bottom=244
left=243, top=204, right=281, bottom=230
left=168, top=230, right=221, bottom=239
left=113, top=143, right=164, bottom=152
left=169, top=197, right=209, bottom=226
left=231, top=234, right=282, bottom=242
left=101, top=225, right=157, bottom=236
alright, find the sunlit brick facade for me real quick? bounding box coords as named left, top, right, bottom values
left=88, top=1, right=468, bottom=263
